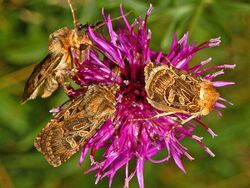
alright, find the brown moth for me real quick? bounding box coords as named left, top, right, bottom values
left=34, top=84, right=119, bottom=167
left=22, top=0, right=94, bottom=103
left=144, top=62, right=219, bottom=123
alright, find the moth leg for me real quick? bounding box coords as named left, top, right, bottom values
left=57, top=75, right=68, bottom=93
left=112, top=120, right=120, bottom=149
left=42, top=76, right=59, bottom=98
left=181, top=114, right=199, bottom=124
left=54, top=71, right=73, bottom=95
left=165, top=123, right=183, bottom=139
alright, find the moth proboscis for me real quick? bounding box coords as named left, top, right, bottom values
left=34, top=84, right=119, bottom=167
left=138, top=61, right=219, bottom=124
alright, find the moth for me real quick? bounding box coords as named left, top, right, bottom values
left=21, top=0, right=93, bottom=103
left=34, top=84, right=119, bottom=167
left=144, top=62, right=219, bottom=123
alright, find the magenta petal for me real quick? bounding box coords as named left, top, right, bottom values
left=213, top=81, right=235, bottom=87
left=215, top=102, right=226, bottom=108
left=172, top=150, right=186, bottom=173
left=136, top=159, right=145, bottom=188
left=218, top=97, right=234, bottom=106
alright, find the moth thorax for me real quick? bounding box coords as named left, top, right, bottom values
left=71, top=30, right=91, bottom=49
left=198, top=81, right=219, bottom=115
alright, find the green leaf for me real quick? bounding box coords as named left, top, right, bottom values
left=218, top=1, right=250, bottom=13
left=0, top=92, right=29, bottom=134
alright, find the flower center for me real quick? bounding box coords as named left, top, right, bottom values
left=120, top=80, right=146, bottom=103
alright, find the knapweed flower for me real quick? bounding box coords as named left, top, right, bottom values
left=68, top=4, right=235, bottom=188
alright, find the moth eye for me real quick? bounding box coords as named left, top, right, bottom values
left=78, top=23, right=88, bottom=31
left=80, top=44, right=88, bottom=50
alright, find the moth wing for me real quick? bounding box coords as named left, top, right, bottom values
left=146, top=97, right=188, bottom=114
left=34, top=96, right=109, bottom=167
left=165, top=67, right=202, bottom=113
left=34, top=113, right=101, bottom=167
left=22, top=52, right=63, bottom=103
left=34, top=92, right=86, bottom=167
left=145, top=63, right=202, bottom=114
left=34, top=86, right=117, bottom=167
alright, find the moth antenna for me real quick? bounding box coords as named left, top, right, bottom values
left=92, top=11, right=132, bottom=31
left=67, top=0, right=78, bottom=29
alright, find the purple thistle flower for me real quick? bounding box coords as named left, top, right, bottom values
left=67, top=4, right=235, bottom=188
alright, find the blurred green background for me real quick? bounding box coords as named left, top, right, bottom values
left=0, top=0, right=249, bottom=188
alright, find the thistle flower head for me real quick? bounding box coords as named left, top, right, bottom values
left=67, top=4, right=235, bottom=188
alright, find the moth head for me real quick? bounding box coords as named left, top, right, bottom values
left=199, top=81, right=219, bottom=115
left=77, top=23, right=89, bottom=32
left=71, top=30, right=92, bottom=49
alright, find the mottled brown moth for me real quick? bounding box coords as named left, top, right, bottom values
left=143, top=62, right=219, bottom=123
left=34, top=84, right=119, bottom=167
left=22, top=0, right=95, bottom=103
